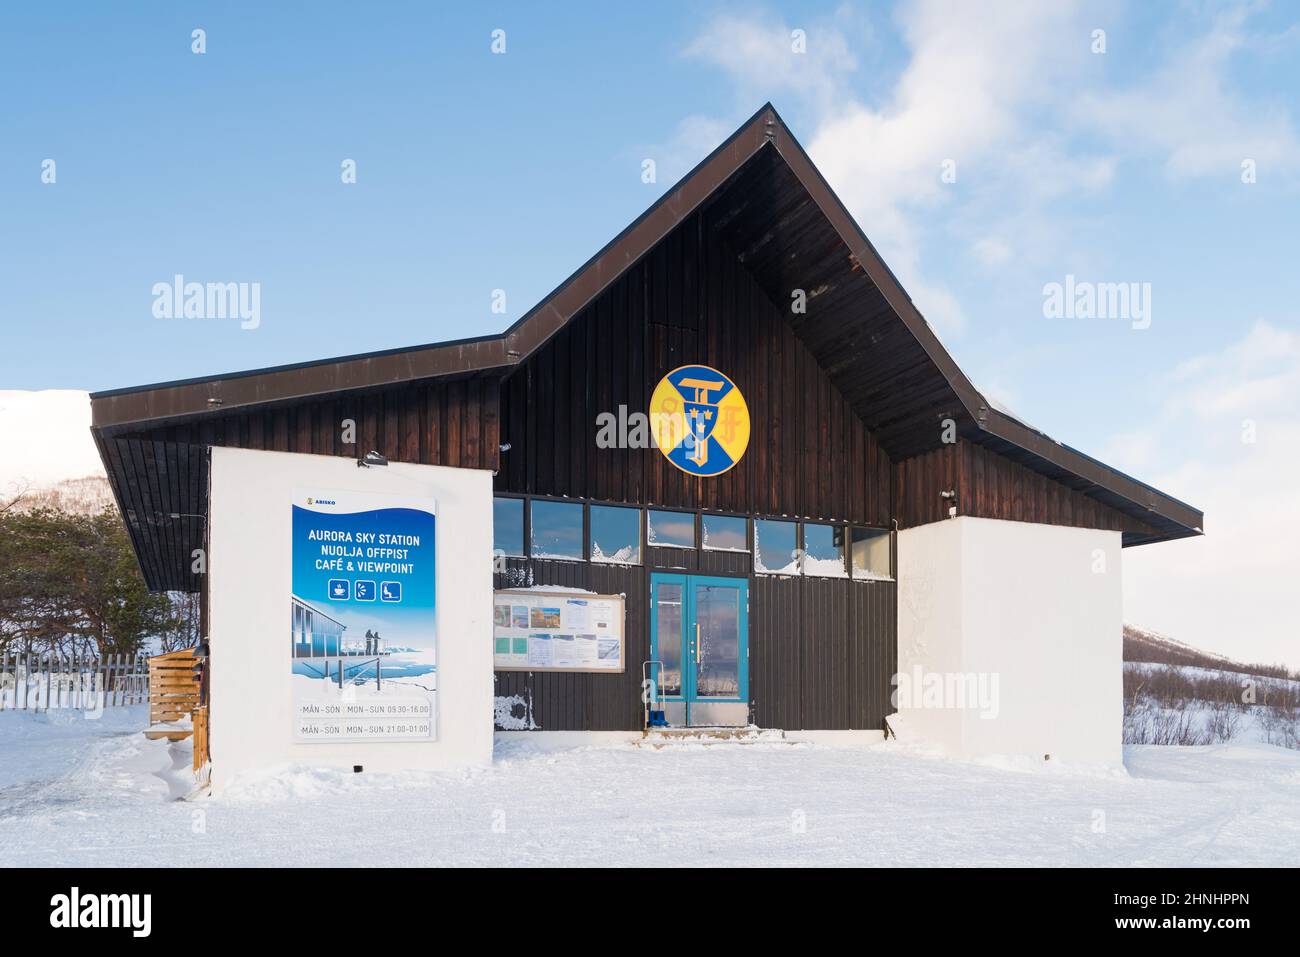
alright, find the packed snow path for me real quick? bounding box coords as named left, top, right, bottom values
left=2, top=708, right=1298, bottom=867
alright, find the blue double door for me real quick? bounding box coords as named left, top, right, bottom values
left=650, top=573, right=749, bottom=726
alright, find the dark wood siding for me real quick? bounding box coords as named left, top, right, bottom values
left=101, top=376, right=499, bottom=591
left=495, top=552, right=897, bottom=733
left=749, top=575, right=895, bottom=731
left=107, top=202, right=1151, bottom=737
left=122, top=375, right=499, bottom=471
left=495, top=209, right=893, bottom=526
left=493, top=208, right=899, bottom=733
left=894, top=441, right=1164, bottom=538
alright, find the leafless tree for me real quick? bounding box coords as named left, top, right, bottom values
left=0, top=479, right=29, bottom=516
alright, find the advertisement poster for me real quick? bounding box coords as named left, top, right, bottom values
left=492, top=591, right=624, bottom=672
left=291, top=488, right=437, bottom=742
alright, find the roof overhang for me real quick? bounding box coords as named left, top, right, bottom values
left=92, top=102, right=1202, bottom=575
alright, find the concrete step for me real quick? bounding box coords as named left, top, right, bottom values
left=636, top=727, right=789, bottom=748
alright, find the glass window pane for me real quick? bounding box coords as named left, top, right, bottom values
left=647, top=510, right=695, bottom=548
left=851, top=527, right=893, bottom=580
left=695, top=583, right=740, bottom=698
left=803, top=523, right=847, bottom=577
left=754, top=519, right=798, bottom=574
left=654, top=584, right=683, bottom=697
left=702, top=514, right=748, bottom=551
left=590, top=505, right=640, bottom=564
left=530, top=500, right=583, bottom=560
left=492, top=497, right=525, bottom=557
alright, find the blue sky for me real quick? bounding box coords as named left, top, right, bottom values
left=2, top=1, right=1297, bottom=661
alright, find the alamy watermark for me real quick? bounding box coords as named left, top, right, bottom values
left=595, top=404, right=742, bottom=451
left=892, top=666, right=1000, bottom=719
left=152, top=274, right=260, bottom=330
left=50, top=887, right=151, bottom=937
left=1042, top=274, right=1150, bottom=330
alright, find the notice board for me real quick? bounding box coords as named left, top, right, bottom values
left=492, top=590, right=625, bottom=673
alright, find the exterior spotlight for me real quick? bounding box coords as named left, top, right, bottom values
left=940, top=489, right=958, bottom=520
left=145, top=511, right=204, bottom=528
left=358, top=451, right=388, bottom=468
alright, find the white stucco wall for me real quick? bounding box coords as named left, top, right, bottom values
left=207, top=446, right=494, bottom=791
left=896, top=516, right=1123, bottom=765
left=894, top=519, right=967, bottom=749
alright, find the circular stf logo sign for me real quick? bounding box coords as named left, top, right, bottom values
left=649, top=365, right=750, bottom=477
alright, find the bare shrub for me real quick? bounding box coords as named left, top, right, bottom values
left=1125, top=662, right=1293, bottom=709
left=1254, top=680, right=1300, bottom=712
left=1202, top=701, right=1241, bottom=743
left=1124, top=700, right=1209, bottom=746
left=1123, top=661, right=1299, bottom=749
left=1258, top=706, right=1300, bottom=751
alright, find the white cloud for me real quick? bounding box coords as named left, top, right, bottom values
left=971, top=236, right=1013, bottom=267
left=682, top=11, right=863, bottom=115
left=684, top=0, right=1099, bottom=338
left=681, top=0, right=1299, bottom=342
left=1116, top=321, right=1300, bottom=666
left=1079, top=6, right=1300, bottom=181
left=1099, top=429, right=1156, bottom=473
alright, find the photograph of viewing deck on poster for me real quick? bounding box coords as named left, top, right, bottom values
left=290, top=489, right=438, bottom=742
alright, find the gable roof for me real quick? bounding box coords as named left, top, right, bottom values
left=91, top=103, right=1202, bottom=552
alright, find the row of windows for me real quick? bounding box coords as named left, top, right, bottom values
left=492, top=497, right=893, bottom=580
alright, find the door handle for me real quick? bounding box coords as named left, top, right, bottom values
left=695, top=623, right=701, bottom=665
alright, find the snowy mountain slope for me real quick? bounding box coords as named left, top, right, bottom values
left=1125, top=622, right=1295, bottom=685
left=1124, top=623, right=1244, bottom=671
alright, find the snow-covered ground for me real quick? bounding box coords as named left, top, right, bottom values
left=2, top=707, right=1299, bottom=867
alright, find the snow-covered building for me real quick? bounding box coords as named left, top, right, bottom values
left=90, top=105, right=1202, bottom=784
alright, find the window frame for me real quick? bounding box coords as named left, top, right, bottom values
left=588, top=503, right=643, bottom=566
left=527, top=497, right=586, bottom=563
left=491, top=495, right=528, bottom=559
left=490, top=493, right=898, bottom=583
left=801, top=521, right=849, bottom=578
left=646, top=508, right=698, bottom=549
left=700, top=511, right=750, bottom=553
left=849, top=524, right=895, bottom=582
left=752, top=516, right=800, bottom=576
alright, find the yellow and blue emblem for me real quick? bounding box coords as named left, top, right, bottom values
left=649, top=365, right=750, bottom=477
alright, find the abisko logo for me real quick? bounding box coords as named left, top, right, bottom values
left=49, top=887, right=151, bottom=938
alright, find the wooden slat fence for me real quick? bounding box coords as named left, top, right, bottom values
left=0, top=652, right=150, bottom=711
left=192, top=705, right=210, bottom=771
left=148, top=648, right=201, bottom=726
